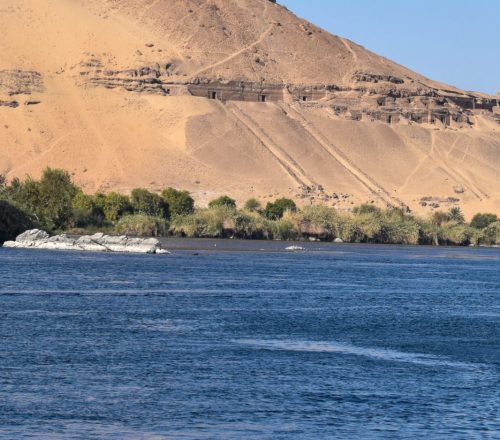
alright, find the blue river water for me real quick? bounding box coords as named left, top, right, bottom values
left=0, top=241, right=499, bottom=439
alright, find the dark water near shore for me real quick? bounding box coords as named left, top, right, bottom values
left=0, top=241, right=499, bottom=439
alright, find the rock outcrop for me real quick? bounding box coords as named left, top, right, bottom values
left=0, top=100, right=19, bottom=108
left=0, top=70, right=43, bottom=96
left=2, top=230, right=170, bottom=254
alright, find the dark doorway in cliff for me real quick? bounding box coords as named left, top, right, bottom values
left=259, top=94, right=267, bottom=103
left=209, top=91, right=218, bottom=100
left=302, top=96, right=308, bottom=102
left=388, top=115, right=393, bottom=124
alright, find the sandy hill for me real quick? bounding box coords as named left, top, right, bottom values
left=1, top=0, right=499, bottom=217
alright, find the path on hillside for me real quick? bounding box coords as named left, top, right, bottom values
left=226, top=102, right=317, bottom=189
left=431, top=132, right=489, bottom=200
left=135, top=0, right=164, bottom=24
left=189, top=23, right=274, bottom=79
left=9, top=133, right=72, bottom=181
left=340, top=38, right=358, bottom=83
left=58, top=77, right=127, bottom=188
left=399, top=153, right=433, bottom=193
left=399, top=132, right=487, bottom=200
left=278, top=102, right=401, bottom=206
left=425, top=131, right=486, bottom=200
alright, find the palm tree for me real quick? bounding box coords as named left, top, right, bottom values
left=449, top=207, right=465, bottom=223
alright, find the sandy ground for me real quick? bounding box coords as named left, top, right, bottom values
left=0, top=0, right=498, bottom=218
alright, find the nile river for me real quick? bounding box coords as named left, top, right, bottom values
left=0, top=241, right=499, bottom=438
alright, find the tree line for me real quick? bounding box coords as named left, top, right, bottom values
left=0, top=168, right=499, bottom=246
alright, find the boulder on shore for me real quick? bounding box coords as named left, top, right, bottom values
left=2, top=229, right=170, bottom=254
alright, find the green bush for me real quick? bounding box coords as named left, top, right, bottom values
left=355, top=213, right=383, bottom=242
left=431, top=211, right=452, bottom=227
left=417, top=221, right=440, bottom=246
left=470, top=213, right=498, bottom=230
left=370, top=209, right=421, bottom=245
left=353, top=204, right=382, bottom=216
left=333, top=214, right=364, bottom=243
left=0, top=174, right=7, bottom=199
left=208, top=195, right=237, bottom=209
left=233, top=210, right=272, bottom=239
left=244, top=198, right=262, bottom=212
left=9, top=168, right=78, bottom=231
left=264, top=198, right=297, bottom=220
left=170, top=206, right=234, bottom=238
left=92, top=192, right=106, bottom=211
left=293, top=205, right=338, bottom=240
left=162, top=187, right=194, bottom=216
left=38, top=168, right=79, bottom=229
left=72, top=192, right=95, bottom=212
left=449, top=207, right=465, bottom=223
left=440, top=224, right=478, bottom=246
left=115, top=214, right=169, bottom=237
left=131, top=188, right=169, bottom=219
left=9, top=178, right=42, bottom=221
left=72, top=192, right=105, bottom=227
left=103, top=192, right=132, bottom=221
left=479, top=221, right=500, bottom=245
left=377, top=217, right=420, bottom=245
left=272, top=217, right=298, bottom=241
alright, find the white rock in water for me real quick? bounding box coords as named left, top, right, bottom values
left=285, top=245, right=305, bottom=251
left=334, top=238, right=344, bottom=243
left=75, top=236, right=108, bottom=252
left=16, top=229, right=50, bottom=242
left=2, top=229, right=170, bottom=254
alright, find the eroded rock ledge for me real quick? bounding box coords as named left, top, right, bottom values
left=0, top=70, right=44, bottom=95
left=77, top=59, right=499, bottom=128
left=2, top=230, right=170, bottom=254
left=0, top=70, right=44, bottom=108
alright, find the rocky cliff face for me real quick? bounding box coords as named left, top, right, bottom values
left=0, top=0, right=499, bottom=216
left=0, top=70, right=44, bottom=107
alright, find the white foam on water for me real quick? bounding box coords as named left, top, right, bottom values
left=236, top=339, right=480, bottom=369
left=136, top=319, right=196, bottom=332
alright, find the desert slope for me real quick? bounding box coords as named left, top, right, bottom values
left=0, top=0, right=499, bottom=217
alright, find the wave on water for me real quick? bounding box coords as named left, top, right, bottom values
left=136, top=319, right=196, bottom=332
left=236, top=339, right=480, bottom=369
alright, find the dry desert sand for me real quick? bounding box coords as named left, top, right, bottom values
left=1, top=0, right=499, bottom=217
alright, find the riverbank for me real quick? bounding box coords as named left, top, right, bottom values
left=3, top=229, right=499, bottom=256
left=2, top=168, right=499, bottom=247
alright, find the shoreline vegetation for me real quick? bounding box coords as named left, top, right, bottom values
left=1, top=168, right=499, bottom=247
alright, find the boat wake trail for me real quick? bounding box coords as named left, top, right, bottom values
left=236, top=339, right=481, bottom=370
